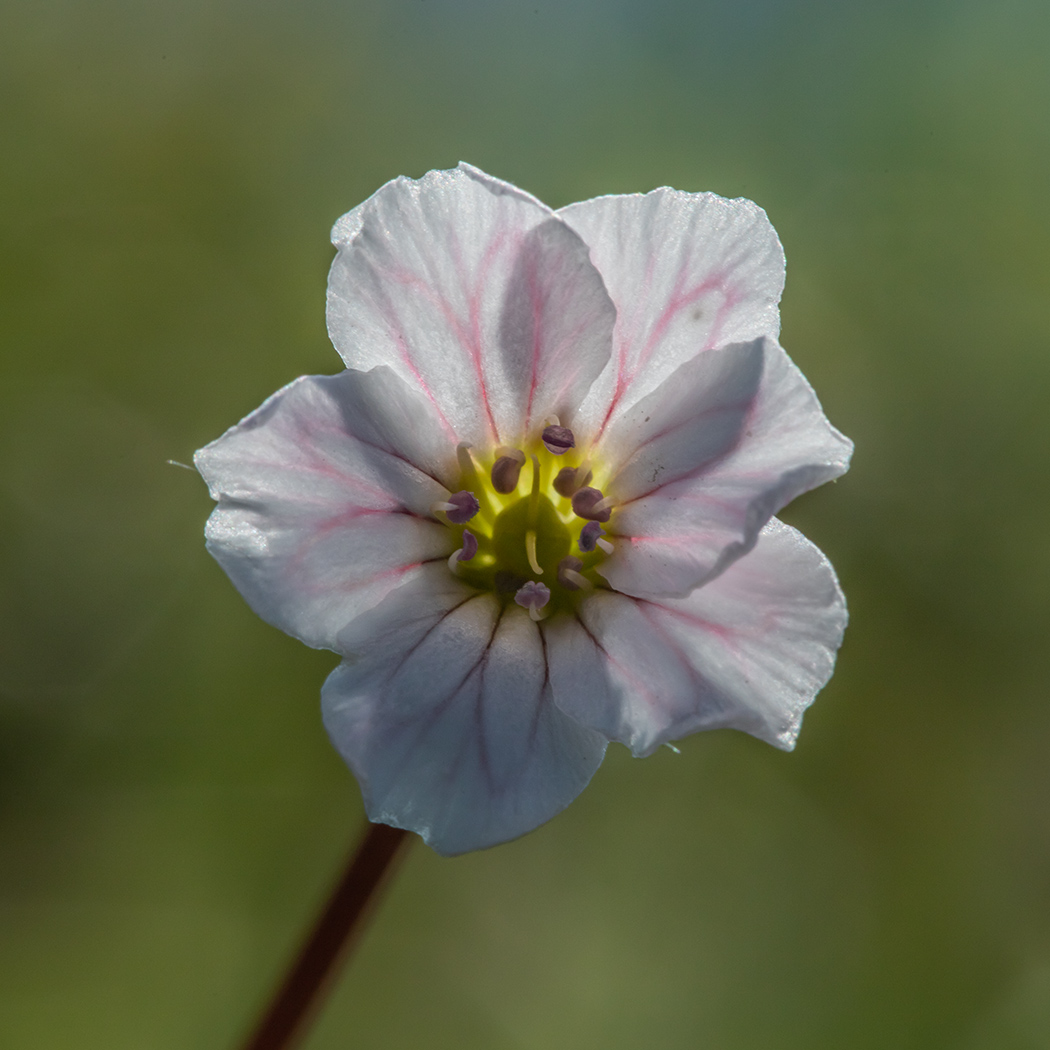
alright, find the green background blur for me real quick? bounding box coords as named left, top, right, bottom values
left=3, top=0, right=1050, bottom=1046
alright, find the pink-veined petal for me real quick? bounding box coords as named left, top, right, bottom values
left=597, top=337, right=852, bottom=599
left=545, top=519, right=847, bottom=756
left=322, top=565, right=607, bottom=855
left=195, top=367, right=459, bottom=650
left=559, top=188, right=784, bottom=444
left=327, top=163, right=615, bottom=449
left=596, top=336, right=765, bottom=496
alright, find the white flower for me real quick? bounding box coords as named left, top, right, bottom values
left=195, top=164, right=852, bottom=855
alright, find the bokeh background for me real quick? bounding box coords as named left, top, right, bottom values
left=3, top=0, right=1050, bottom=1046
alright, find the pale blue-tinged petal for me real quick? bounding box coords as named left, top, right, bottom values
left=596, top=337, right=852, bottom=599
left=559, top=188, right=784, bottom=444
left=545, top=519, right=847, bottom=756
left=327, top=163, right=615, bottom=449
left=194, top=367, right=458, bottom=651
left=322, top=565, right=608, bottom=855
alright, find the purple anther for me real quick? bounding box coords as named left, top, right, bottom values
left=557, top=555, right=589, bottom=591
left=445, top=490, right=480, bottom=523
left=541, top=425, right=575, bottom=455
left=491, top=452, right=524, bottom=494
left=447, top=527, right=479, bottom=574
left=514, top=580, right=551, bottom=619
left=553, top=466, right=580, bottom=498
left=572, top=486, right=612, bottom=523
left=459, top=528, right=478, bottom=562
left=578, top=521, right=606, bottom=553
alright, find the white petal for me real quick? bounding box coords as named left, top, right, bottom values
left=327, top=163, right=615, bottom=449
left=597, top=337, right=765, bottom=498
left=195, top=367, right=459, bottom=650
left=545, top=519, right=847, bottom=756
left=559, top=188, right=784, bottom=442
left=322, top=566, right=607, bottom=855
left=597, top=337, right=852, bottom=598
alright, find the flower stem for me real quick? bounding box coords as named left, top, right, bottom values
left=239, top=822, right=411, bottom=1050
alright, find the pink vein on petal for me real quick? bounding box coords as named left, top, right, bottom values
left=619, top=529, right=730, bottom=551
left=637, top=598, right=736, bottom=647
left=704, top=288, right=742, bottom=351
left=365, top=277, right=460, bottom=443
left=287, top=506, right=419, bottom=566
left=284, top=544, right=428, bottom=598
left=466, top=230, right=512, bottom=445
left=595, top=268, right=735, bottom=442
left=530, top=309, right=595, bottom=431
left=634, top=271, right=730, bottom=377
left=523, top=250, right=545, bottom=432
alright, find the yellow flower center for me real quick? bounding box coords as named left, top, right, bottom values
left=446, top=440, right=612, bottom=617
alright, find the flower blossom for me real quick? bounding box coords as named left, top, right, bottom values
left=195, top=164, right=852, bottom=855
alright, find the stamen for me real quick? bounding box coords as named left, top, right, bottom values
left=455, top=443, right=494, bottom=517
left=456, top=443, right=477, bottom=477
left=557, top=556, right=592, bottom=591
left=553, top=462, right=594, bottom=498
left=541, top=425, right=575, bottom=455
left=578, top=521, right=605, bottom=553
left=434, top=490, right=480, bottom=524
left=446, top=528, right=479, bottom=574
left=525, top=530, right=543, bottom=574
left=597, top=537, right=614, bottom=554
left=460, top=528, right=478, bottom=561
left=572, top=486, right=612, bottom=523
left=514, top=580, right=551, bottom=621
left=553, top=467, right=577, bottom=498
left=491, top=447, right=526, bottom=494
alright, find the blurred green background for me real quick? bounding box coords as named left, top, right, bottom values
left=2, top=0, right=1050, bottom=1046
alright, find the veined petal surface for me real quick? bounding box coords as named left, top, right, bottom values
left=322, top=566, right=608, bottom=855
left=545, top=519, right=846, bottom=756
left=598, top=337, right=852, bottom=599
left=327, top=163, right=615, bottom=448
left=195, top=367, right=456, bottom=651
left=559, top=188, right=784, bottom=443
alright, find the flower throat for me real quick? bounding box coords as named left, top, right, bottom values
left=433, top=423, right=614, bottom=620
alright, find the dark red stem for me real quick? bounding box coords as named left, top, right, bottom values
left=238, top=822, right=411, bottom=1050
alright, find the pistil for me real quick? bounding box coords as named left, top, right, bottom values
left=525, top=530, right=544, bottom=575
left=441, top=426, right=613, bottom=611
